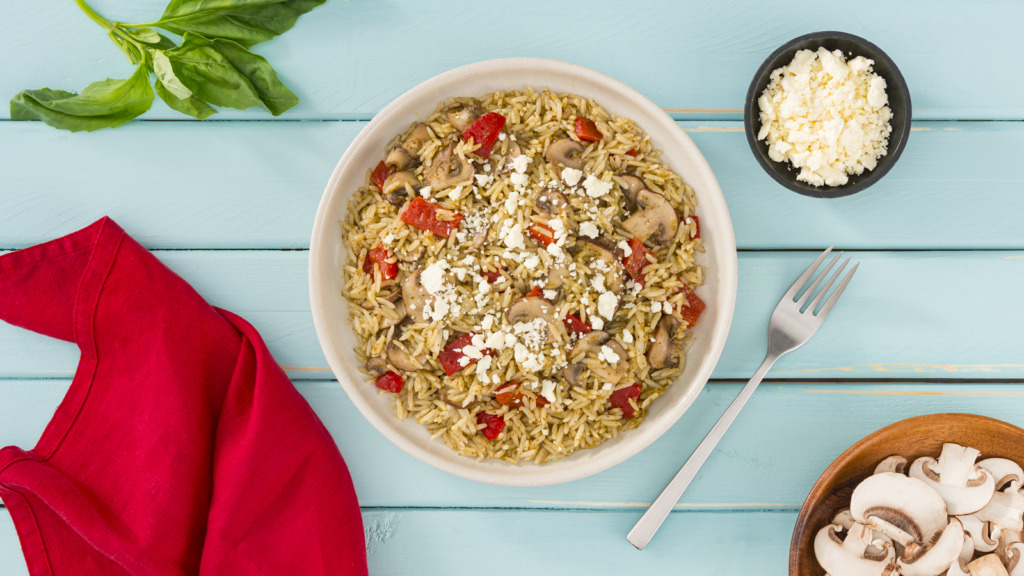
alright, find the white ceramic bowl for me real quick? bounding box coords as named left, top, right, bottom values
left=310, top=58, right=737, bottom=486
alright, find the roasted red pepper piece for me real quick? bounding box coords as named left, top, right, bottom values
left=624, top=148, right=639, bottom=157
left=476, top=412, right=506, bottom=441
left=677, top=285, right=705, bottom=328
left=462, top=112, right=507, bottom=158
left=609, top=383, right=641, bottom=419
left=399, top=197, right=464, bottom=238
left=563, top=313, right=592, bottom=337
left=482, top=269, right=502, bottom=283
left=495, top=381, right=524, bottom=407
left=438, top=333, right=491, bottom=376
left=535, top=395, right=550, bottom=407
left=622, top=238, right=654, bottom=286
left=371, top=160, right=392, bottom=189
left=528, top=221, right=556, bottom=246
left=525, top=286, right=545, bottom=299
left=375, top=371, right=403, bottom=393
left=574, top=117, right=603, bottom=142
left=362, top=242, right=398, bottom=282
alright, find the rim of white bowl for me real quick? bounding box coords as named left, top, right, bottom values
left=310, top=57, right=737, bottom=486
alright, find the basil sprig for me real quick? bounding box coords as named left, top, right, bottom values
left=10, top=0, right=323, bottom=132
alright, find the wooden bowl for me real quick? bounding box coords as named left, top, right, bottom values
left=789, top=413, right=1024, bottom=575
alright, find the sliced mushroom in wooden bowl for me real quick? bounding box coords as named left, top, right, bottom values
left=791, top=414, right=1024, bottom=576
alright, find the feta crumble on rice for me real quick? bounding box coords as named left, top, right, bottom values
left=757, top=47, right=893, bottom=187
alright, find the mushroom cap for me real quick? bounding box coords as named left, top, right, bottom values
left=402, top=123, right=431, bottom=156
left=445, top=103, right=481, bottom=131
left=617, top=174, right=645, bottom=207
left=364, top=356, right=388, bottom=375
left=874, top=455, right=909, bottom=476
left=966, top=553, right=1012, bottom=576
left=536, top=187, right=571, bottom=215
left=505, top=296, right=563, bottom=341
left=386, top=340, right=425, bottom=371
left=647, top=314, right=682, bottom=370
left=998, top=529, right=1023, bottom=567
left=980, top=458, right=1024, bottom=491
left=572, top=237, right=624, bottom=295
left=908, top=443, right=996, bottom=516
left=960, top=514, right=1000, bottom=554
left=897, top=518, right=965, bottom=576
left=385, top=146, right=416, bottom=171
left=814, top=523, right=897, bottom=576
left=544, top=137, right=585, bottom=170
left=424, top=141, right=474, bottom=190
left=401, top=269, right=432, bottom=324
left=621, top=189, right=678, bottom=246
left=850, top=472, right=950, bottom=547
left=976, top=489, right=1024, bottom=533
left=1007, top=542, right=1024, bottom=575
left=564, top=331, right=628, bottom=385
left=382, top=170, right=419, bottom=206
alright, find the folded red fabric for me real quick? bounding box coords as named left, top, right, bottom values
left=0, top=218, right=367, bottom=575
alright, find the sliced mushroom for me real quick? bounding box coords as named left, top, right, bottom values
left=965, top=554, right=1012, bottom=576
left=382, top=170, right=420, bottom=207
left=981, top=458, right=1024, bottom=492
left=544, top=137, right=585, bottom=170
left=505, top=296, right=563, bottom=343
left=617, top=174, right=646, bottom=207
left=536, top=188, right=571, bottom=215
left=909, top=443, right=996, bottom=516
left=445, top=103, right=481, bottom=131
left=469, top=227, right=489, bottom=250
left=397, top=245, right=425, bottom=263
left=424, top=141, right=474, bottom=190
left=386, top=340, right=425, bottom=371
left=572, top=237, right=624, bottom=295
left=500, top=140, right=522, bottom=174
left=897, top=518, right=965, bottom=576
left=401, top=269, right=432, bottom=324
left=622, top=189, right=678, bottom=246
left=648, top=314, right=682, bottom=370
left=385, top=146, right=417, bottom=171
left=850, top=472, right=950, bottom=549
left=874, top=455, right=909, bottom=475
left=544, top=263, right=570, bottom=289
left=402, top=123, right=431, bottom=156
left=813, top=522, right=897, bottom=576
left=1008, top=542, right=1024, bottom=575
left=961, top=514, right=1000, bottom=554
left=1000, top=530, right=1024, bottom=567
left=364, top=356, right=388, bottom=375
left=379, top=299, right=408, bottom=329
left=564, top=330, right=628, bottom=386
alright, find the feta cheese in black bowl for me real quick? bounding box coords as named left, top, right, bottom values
left=744, top=31, right=911, bottom=198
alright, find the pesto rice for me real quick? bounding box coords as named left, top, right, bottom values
left=342, top=88, right=704, bottom=464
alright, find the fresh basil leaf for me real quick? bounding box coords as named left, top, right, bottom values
left=158, top=0, right=326, bottom=47
left=129, top=27, right=162, bottom=44
left=167, top=34, right=297, bottom=116
left=10, top=65, right=155, bottom=132
left=155, top=81, right=216, bottom=120
left=151, top=50, right=193, bottom=99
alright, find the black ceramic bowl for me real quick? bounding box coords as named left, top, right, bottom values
left=744, top=31, right=911, bottom=198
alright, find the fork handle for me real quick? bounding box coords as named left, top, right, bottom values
left=626, top=352, right=780, bottom=550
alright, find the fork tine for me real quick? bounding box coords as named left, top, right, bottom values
left=796, top=252, right=842, bottom=308
left=815, top=262, right=859, bottom=318
left=785, top=246, right=833, bottom=299
left=807, top=257, right=850, bottom=313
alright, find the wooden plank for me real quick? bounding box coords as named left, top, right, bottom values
left=5, top=380, right=1024, bottom=510
left=1, top=250, right=1022, bottom=380
left=2, top=121, right=1024, bottom=250
left=0, top=507, right=792, bottom=575
left=2, top=1, right=1023, bottom=121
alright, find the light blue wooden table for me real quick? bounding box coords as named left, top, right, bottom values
left=3, top=1, right=1024, bottom=574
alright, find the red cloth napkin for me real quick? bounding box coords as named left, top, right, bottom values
left=0, top=218, right=367, bottom=575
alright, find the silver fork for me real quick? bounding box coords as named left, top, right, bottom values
left=626, top=247, right=858, bottom=550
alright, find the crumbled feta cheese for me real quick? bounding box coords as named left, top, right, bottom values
left=509, top=172, right=529, bottom=189
left=597, top=292, right=618, bottom=320
left=524, top=255, right=540, bottom=270
left=484, top=331, right=505, bottom=350
left=540, top=380, right=557, bottom=404
left=618, top=240, right=632, bottom=257
left=591, top=316, right=604, bottom=330
left=757, top=47, right=892, bottom=188
left=582, top=175, right=613, bottom=198
left=421, top=261, right=448, bottom=294
left=449, top=185, right=464, bottom=200
left=511, top=154, right=531, bottom=174
left=481, top=315, right=495, bottom=331
left=622, top=329, right=634, bottom=344
left=663, top=302, right=673, bottom=315
left=561, top=167, right=583, bottom=186
left=579, top=221, right=599, bottom=238
left=474, top=173, right=493, bottom=188
left=504, top=224, right=525, bottom=250
left=602, top=383, right=613, bottom=391
left=462, top=345, right=483, bottom=360
left=498, top=132, right=506, bottom=141
left=598, top=345, right=620, bottom=364
left=543, top=290, right=557, bottom=300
